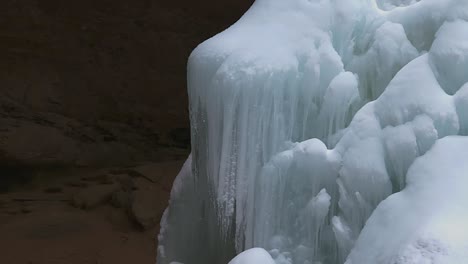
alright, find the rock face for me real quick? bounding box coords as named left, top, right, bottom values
left=72, top=183, right=119, bottom=209
left=0, top=0, right=253, bottom=168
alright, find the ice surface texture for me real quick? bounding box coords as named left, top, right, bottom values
left=158, top=0, right=468, bottom=263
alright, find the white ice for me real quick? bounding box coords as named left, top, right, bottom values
left=345, top=136, right=468, bottom=264
left=228, top=248, right=276, bottom=264
left=157, top=0, right=468, bottom=263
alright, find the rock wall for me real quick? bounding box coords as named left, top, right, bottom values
left=0, top=0, right=253, bottom=167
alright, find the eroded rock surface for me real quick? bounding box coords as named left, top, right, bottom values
left=0, top=0, right=253, bottom=168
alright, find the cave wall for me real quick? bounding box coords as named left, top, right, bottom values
left=0, top=0, right=253, bottom=167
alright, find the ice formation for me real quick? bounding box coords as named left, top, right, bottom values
left=157, top=0, right=468, bottom=263
left=228, top=248, right=276, bottom=264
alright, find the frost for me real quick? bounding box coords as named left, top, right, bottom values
left=157, top=0, right=468, bottom=263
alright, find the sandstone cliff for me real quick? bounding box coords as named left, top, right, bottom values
left=0, top=0, right=253, bottom=168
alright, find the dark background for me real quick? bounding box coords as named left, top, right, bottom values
left=0, top=0, right=252, bottom=168
left=0, top=1, right=252, bottom=263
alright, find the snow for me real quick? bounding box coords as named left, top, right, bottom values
left=345, top=137, right=468, bottom=264
left=228, top=248, right=276, bottom=264
left=157, top=0, right=468, bottom=263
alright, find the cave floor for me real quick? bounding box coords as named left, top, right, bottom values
left=0, top=155, right=186, bottom=264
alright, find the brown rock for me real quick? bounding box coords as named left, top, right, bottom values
left=129, top=175, right=168, bottom=230
left=110, top=190, right=132, bottom=209
left=66, top=181, right=88, bottom=188
left=113, top=174, right=134, bottom=192
left=130, top=187, right=167, bottom=230
left=81, top=174, right=113, bottom=184
left=0, top=0, right=253, bottom=168
left=43, top=186, right=63, bottom=193
left=133, top=161, right=184, bottom=184
left=72, top=183, right=119, bottom=209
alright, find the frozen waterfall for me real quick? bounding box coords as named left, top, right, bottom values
left=158, top=0, right=468, bottom=263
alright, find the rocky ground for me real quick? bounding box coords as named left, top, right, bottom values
left=0, top=150, right=187, bottom=264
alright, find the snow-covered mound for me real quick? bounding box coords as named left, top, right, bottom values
left=157, top=0, right=468, bottom=263
left=228, top=248, right=276, bottom=264
left=346, top=136, right=468, bottom=264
